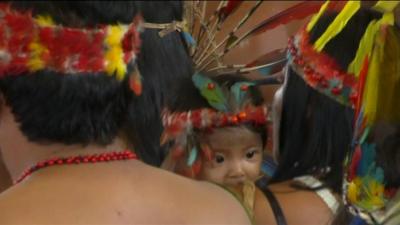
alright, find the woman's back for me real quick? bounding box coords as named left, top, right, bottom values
left=0, top=159, right=251, bottom=224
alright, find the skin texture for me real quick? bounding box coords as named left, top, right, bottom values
left=198, top=126, right=263, bottom=186
left=0, top=104, right=252, bottom=224
left=0, top=154, right=11, bottom=193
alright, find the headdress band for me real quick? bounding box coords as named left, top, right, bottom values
left=0, top=4, right=144, bottom=95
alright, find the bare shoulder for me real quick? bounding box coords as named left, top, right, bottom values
left=0, top=163, right=252, bottom=224
left=0, top=185, right=37, bottom=224
left=139, top=164, right=252, bottom=224
left=269, top=181, right=334, bottom=225
left=253, top=187, right=276, bottom=225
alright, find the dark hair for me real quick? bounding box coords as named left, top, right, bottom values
left=271, top=9, right=381, bottom=193
left=170, top=74, right=267, bottom=147
left=3, top=1, right=192, bottom=166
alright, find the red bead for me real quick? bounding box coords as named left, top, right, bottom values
left=320, top=79, right=329, bottom=88
left=230, top=116, right=238, bottom=124
left=297, top=58, right=304, bottom=66
left=207, top=83, right=215, bottom=90
left=331, top=87, right=341, bottom=95
left=15, top=150, right=138, bottom=184
left=240, top=85, right=248, bottom=91
left=333, top=71, right=339, bottom=77
left=238, top=112, right=247, bottom=120
left=304, top=66, right=312, bottom=75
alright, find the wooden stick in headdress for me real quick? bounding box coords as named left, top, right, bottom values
left=198, top=1, right=327, bottom=71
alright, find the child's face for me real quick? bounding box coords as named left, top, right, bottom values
left=198, top=127, right=263, bottom=187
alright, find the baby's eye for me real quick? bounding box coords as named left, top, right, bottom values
left=246, top=149, right=259, bottom=159
left=214, top=154, right=225, bottom=164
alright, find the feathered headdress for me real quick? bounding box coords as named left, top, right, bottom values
left=161, top=72, right=268, bottom=177
left=147, top=1, right=345, bottom=177
left=0, top=3, right=144, bottom=95
left=291, top=1, right=400, bottom=223
left=144, top=1, right=338, bottom=83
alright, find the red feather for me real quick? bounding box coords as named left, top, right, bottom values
left=219, top=1, right=243, bottom=21
left=129, top=69, right=142, bottom=96
left=201, top=144, right=213, bottom=161
left=348, top=145, right=362, bottom=181
left=355, top=56, right=369, bottom=121
left=192, top=159, right=202, bottom=176
left=171, top=146, right=185, bottom=160
left=242, top=1, right=345, bottom=40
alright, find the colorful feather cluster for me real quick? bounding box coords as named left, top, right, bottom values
left=190, top=1, right=336, bottom=75
left=192, top=73, right=228, bottom=112
left=288, top=28, right=359, bottom=108
left=344, top=16, right=400, bottom=222
left=347, top=143, right=388, bottom=211
left=0, top=4, right=143, bottom=94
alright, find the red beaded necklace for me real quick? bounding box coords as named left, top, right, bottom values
left=15, top=150, right=138, bottom=184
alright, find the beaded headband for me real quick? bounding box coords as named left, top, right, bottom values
left=288, top=28, right=359, bottom=108
left=0, top=4, right=143, bottom=95
left=162, top=105, right=268, bottom=143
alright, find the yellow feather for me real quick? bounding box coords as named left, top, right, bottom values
left=362, top=14, right=397, bottom=125
left=347, top=20, right=378, bottom=76
left=35, top=15, right=55, bottom=26
left=348, top=178, right=361, bottom=204
left=306, top=1, right=330, bottom=32
left=27, top=40, right=47, bottom=71
left=314, top=1, right=360, bottom=52
left=104, top=25, right=127, bottom=80
left=373, top=1, right=400, bottom=13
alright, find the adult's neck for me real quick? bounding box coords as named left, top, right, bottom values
left=0, top=105, right=130, bottom=182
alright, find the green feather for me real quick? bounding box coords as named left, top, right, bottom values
left=192, top=73, right=227, bottom=111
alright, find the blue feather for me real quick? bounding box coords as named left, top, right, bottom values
left=261, top=156, right=277, bottom=177
left=230, top=82, right=255, bottom=107
left=357, top=142, right=376, bottom=176
left=182, top=32, right=196, bottom=46
left=187, top=147, right=198, bottom=166
left=257, top=67, right=272, bottom=76
left=349, top=216, right=367, bottom=225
